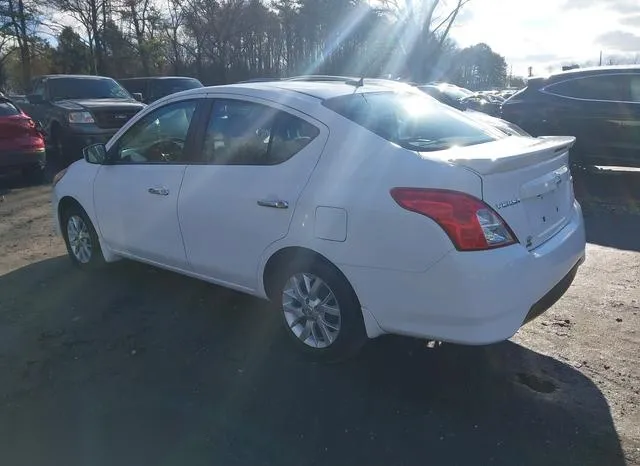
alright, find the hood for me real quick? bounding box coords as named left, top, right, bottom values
left=53, top=99, right=145, bottom=111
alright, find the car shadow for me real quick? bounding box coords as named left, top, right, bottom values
left=0, top=165, right=55, bottom=195
left=572, top=165, right=640, bottom=252
left=0, top=257, right=626, bottom=466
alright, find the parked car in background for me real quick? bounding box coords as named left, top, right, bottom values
left=417, top=84, right=529, bottom=136
left=501, top=65, right=640, bottom=167
left=20, top=75, right=145, bottom=166
left=119, top=77, right=203, bottom=104
left=0, top=97, right=46, bottom=182
left=418, top=83, right=502, bottom=116
left=52, top=80, right=585, bottom=360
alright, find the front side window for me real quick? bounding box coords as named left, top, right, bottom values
left=202, top=99, right=319, bottom=165
left=32, top=80, right=45, bottom=98
left=113, top=100, right=197, bottom=163
left=545, top=75, right=630, bottom=101
left=323, top=92, right=501, bottom=151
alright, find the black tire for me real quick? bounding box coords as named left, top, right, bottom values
left=274, top=259, right=367, bottom=362
left=48, top=127, right=72, bottom=169
left=60, top=204, right=105, bottom=270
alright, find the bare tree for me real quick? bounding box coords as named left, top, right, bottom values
left=51, top=0, right=106, bottom=73
left=1, top=0, right=38, bottom=86
left=119, top=0, right=158, bottom=74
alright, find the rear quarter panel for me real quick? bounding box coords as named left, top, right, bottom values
left=259, top=113, right=484, bottom=282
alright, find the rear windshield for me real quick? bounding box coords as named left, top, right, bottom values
left=323, top=92, right=501, bottom=152
left=0, top=100, right=21, bottom=116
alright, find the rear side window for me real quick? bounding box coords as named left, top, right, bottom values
left=545, top=74, right=630, bottom=101
left=323, top=92, right=501, bottom=152
left=0, top=100, right=21, bottom=116
left=201, top=99, right=319, bottom=165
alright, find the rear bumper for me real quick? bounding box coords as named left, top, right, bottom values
left=523, top=258, right=581, bottom=324
left=342, top=201, right=586, bottom=344
left=0, top=149, right=46, bottom=170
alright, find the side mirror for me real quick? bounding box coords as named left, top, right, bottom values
left=27, top=94, right=44, bottom=104
left=132, top=92, right=143, bottom=102
left=83, top=143, right=108, bottom=164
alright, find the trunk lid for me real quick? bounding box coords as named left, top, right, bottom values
left=426, top=136, right=576, bottom=250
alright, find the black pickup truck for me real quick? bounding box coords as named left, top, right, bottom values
left=21, top=75, right=145, bottom=165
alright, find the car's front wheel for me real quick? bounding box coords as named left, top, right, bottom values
left=61, top=205, right=104, bottom=269
left=276, top=260, right=367, bottom=361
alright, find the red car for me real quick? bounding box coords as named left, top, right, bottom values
left=0, top=97, right=46, bottom=182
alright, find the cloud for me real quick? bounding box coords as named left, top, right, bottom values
left=564, top=0, right=637, bottom=13
left=520, top=53, right=564, bottom=62
left=563, top=0, right=639, bottom=13
left=620, top=14, right=640, bottom=27
left=597, top=31, right=640, bottom=51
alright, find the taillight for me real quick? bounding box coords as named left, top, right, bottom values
left=390, top=188, right=517, bottom=251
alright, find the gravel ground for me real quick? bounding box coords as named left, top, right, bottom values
left=0, top=171, right=638, bottom=466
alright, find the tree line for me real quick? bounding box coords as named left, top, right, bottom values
left=0, top=0, right=510, bottom=92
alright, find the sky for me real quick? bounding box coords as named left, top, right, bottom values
left=450, top=0, right=640, bottom=77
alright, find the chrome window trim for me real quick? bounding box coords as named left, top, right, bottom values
left=541, top=72, right=640, bottom=104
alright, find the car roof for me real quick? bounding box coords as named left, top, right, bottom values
left=119, top=76, right=201, bottom=81
left=530, top=65, right=640, bottom=85
left=183, top=80, right=416, bottom=102
left=38, top=74, right=114, bottom=80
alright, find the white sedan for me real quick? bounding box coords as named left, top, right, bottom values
left=52, top=80, right=586, bottom=360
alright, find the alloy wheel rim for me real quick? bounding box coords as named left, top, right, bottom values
left=282, top=273, right=341, bottom=349
left=67, top=215, right=92, bottom=264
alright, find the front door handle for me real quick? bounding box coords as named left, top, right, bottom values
left=257, top=199, right=289, bottom=209
left=148, top=187, right=169, bottom=196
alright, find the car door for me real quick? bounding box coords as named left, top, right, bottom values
left=178, top=96, right=328, bottom=290
left=543, top=73, right=637, bottom=165
left=93, top=98, right=202, bottom=269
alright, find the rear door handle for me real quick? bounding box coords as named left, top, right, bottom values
left=257, top=199, right=289, bottom=209
left=148, top=187, right=169, bottom=196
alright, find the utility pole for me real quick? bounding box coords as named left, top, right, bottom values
left=599, top=50, right=603, bottom=66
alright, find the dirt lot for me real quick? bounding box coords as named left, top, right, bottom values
left=0, top=170, right=638, bottom=466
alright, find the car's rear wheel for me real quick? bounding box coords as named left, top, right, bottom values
left=61, top=205, right=104, bottom=269
left=275, top=260, right=367, bottom=361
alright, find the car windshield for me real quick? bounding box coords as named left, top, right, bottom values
left=0, top=100, right=20, bottom=116
left=48, top=78, right=131, bottom=101
left=154, top=79, right=202, bottom=98
left=323, top=91, right=502, bottom=151
left=437, top=85, right=474, bottom=101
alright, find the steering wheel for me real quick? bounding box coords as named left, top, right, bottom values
left=147, top=138, right=184, bottom=162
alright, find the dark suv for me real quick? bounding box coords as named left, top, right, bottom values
left=501, top=66, right=640, bottom=167
left=119, top=77, right=203, bottom=104
left=21, top=75, right=145, bottom=165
